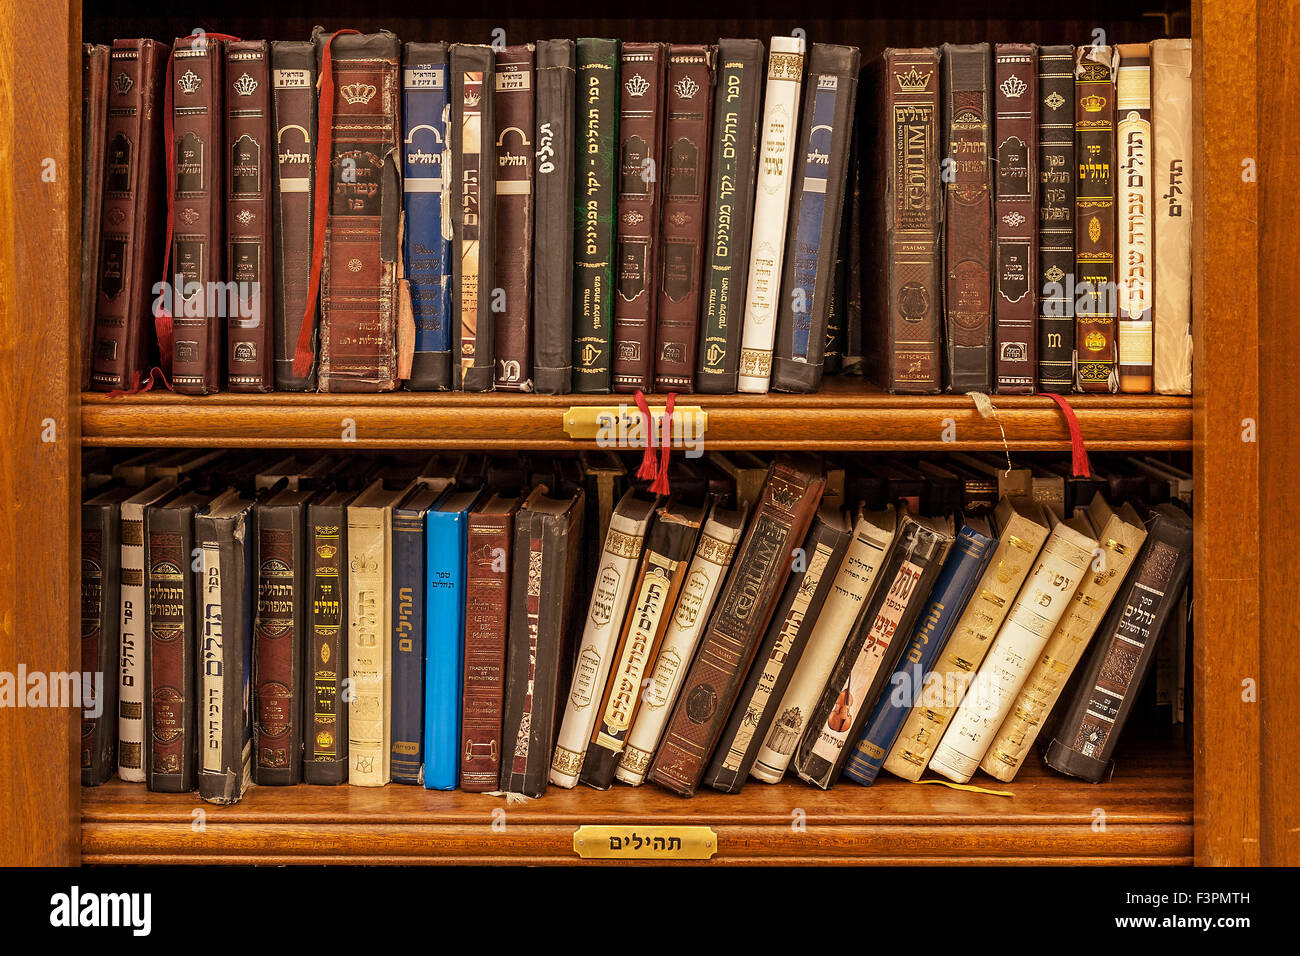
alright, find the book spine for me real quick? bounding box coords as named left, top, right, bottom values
left=929, top=522, right=1096, bottom=783
left=402, top=42, right=453, bottom=391
left=270, top=41, right=318, bottom=390
left=1151, top=40, right=1193, bottom=395
left=254, top=504, right=304, bottom=784
left=611, top=42, right=667, bottom=393
left=304, top=503, right=347, bottom=784
left=941, top=43, right=994, bottom=394
left=347, top=506, right=391, bottom=785
left=843, top=524, right=995, bottom=786
left=82, top=45, right=110, bottom=390
left=823, top=184, right=850, bottom=376
left=501, top=514, right=543, bottom=793
left=737, top=37, right=805, bottom=394
left=81, top=503, right=120, bottom=785
left=460, top=511, right=513, bottom=791
left=425, top=510, right=467, bottom=790
left=993, top=43, right=1039, bottom=394
left=1074, top=46, right=1118, bottom=393
left=532, top=39, right=576, bottom=394
left=1116, top=43, right=1154, bottom=393
left=491, top=45, right=536, bottom=391
left=197, top=518, right=227, bottom=800
left=147, top=508, right=198, bottom=791
left=696, top=38, right=764, bottom=394
left=224, top=40, right=274, bottom=392
left=390, top=507, right=427, bottom=784
left=117, top=498, right=150, bottom=781
left=1037, top=45, right=1075, bottom=393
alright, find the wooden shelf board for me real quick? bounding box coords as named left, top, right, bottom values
left=81, top=740, right=1191, bottom=864
left=81, top=380, right=1192, bottom=451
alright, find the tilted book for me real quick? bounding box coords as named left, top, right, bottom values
left=82, top=44, right=110, bottom=391
left=391, top=484, right=440, bottom=784
left=1037, top=45, right=1075, bottom=394
left=493, top=44, right=536, bottom=391
left=1116, top=43, right=1154, bottom=393
left=82, top=486, right=131, bottom=785
left=1151, top=39, right=1193, bottom=396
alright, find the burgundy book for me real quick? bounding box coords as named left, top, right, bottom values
left=82, top=44, right=110, bottom=391
left=493, top=45, right=536, bottom=392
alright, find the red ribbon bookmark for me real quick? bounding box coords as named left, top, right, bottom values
left=1045, top=393, right=1092, bottom=478
left=631, top=390, right=677, bottom=496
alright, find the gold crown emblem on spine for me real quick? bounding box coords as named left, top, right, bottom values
left=232, top=72, right=258, bottom=96
left=894, top=66, right=930, bottom=92
left=673, top=75, right=699, bottom=100
left=114, top=72, right=133, bottom=96
left=464, top=89, right=481, bottom=108
left=341, top=82, right=377, bottom=106
left=1081, top=93, right=1105, bottom=112
left=625, top=73, right=650, bottom=97
left=999, top=74, right=1027, bottom=98
left=177, top=70, right=202, bottom=95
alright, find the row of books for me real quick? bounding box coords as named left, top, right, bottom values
left=80, top=447, right=1192, bottom=800
left=81, top=31, right=1193, bottom=400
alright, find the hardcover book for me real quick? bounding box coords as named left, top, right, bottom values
left=1151, top=39, right=1193, bottom=396
left=1037, top=45, right=1075, bottom=393
left=303, top=485, right=355, bottom=784
left=1074, top=45, right=1118, bottom=392
left=82, top=44, right=110, bottom=391
left=390, top=484, right=440, bottom=784
left=494, top=44, right=536, bottom=391
left=82, top=486, right=131, bottom=785
left=1116, top=43, right=1154, bottom=393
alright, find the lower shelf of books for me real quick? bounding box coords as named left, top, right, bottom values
left=81, top=737, right=1190, bottom=865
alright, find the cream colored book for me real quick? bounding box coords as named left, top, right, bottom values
left=1151, top=38, right=1193, bottom=395
left=750, top=505, right=896, bottom=783
left=1116, top=43, right=1154, bottom=392
left=929, top=514, right=1098, bottom=783
left=980, top=497, right=1146, bottom=781
left=882, top=497, right=1049, bottom=781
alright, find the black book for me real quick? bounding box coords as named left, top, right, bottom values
left=1037, top=45, right=1075, bottom=393
left=82, top=485, right=133, bottom=786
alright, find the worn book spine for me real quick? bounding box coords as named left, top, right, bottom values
left=347, top=502, right=393, bottom=786
left=1074, top=46, right=1118, bottom=393
left=929, top=520, right=1096, bottom=783
left=993, top=43, right=1038, bottom=394
left=1116, top=43, right=1154, bottom=393
left=451, top=44, right=496, bottom=391
left=533, top=39, right=576, bottom=394
left=270, top=41, right=318, bottom=390
left=1043, top=510, right=1193, bottom=782
left=1151, top=40, right=1192, bottom=396
left=737, top=37, right=805, bottom=393
left=611, top=42, right=667, bottom=393
left=253, top=501, right=305, bottom=784
left=649, top=458, right=825, bottom=796
left=424, top=505, right=470, bottom=790
left=147, top=505, right=199, bottom=792
left=402, top=42, right=453, bottom=391
left=771, top=44, right=861, bottom=394
left=82, top=44, right=110, bottom=390
left=81, top=498, right=121, bottom=785
left=170, top=35, right=226, bottom=394
left=696, top=38, right=764, bottom=394
left=390, top=504, right=427, bottom=784
left=941, top=43, right=994, bottom=394
left=91, top=40, right=169, bottom=392
left=492, top=44, right=536, bottom=391
left=823, top=185, right=849, bottom=376
left=843, top=90, right=866, bottom=371
left=304, top=499, right=348, bottom=784
left=1037, top=45, right=1075, bottom=394
left=118, top=486, right=168, bottom=782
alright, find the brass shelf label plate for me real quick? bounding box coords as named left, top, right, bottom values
left=573, top=825, right=719, bottom=860
left=563, top=405, right=708, bottom=444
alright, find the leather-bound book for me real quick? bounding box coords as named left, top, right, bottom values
left=225, top=40, right=275, bottom=392
left=314, top=28, right=401, bottom=393
left=940, top=43, right=993, bottom=393
left=696, top=38, right=763, bottom=395
left=82, top=485, right=131, bottom=785
left=704, top=505, right=852, bottom=792
left=649, top=456, right=825, bottom=796
left=842, top=90, right=866, bottom=373
left=652, top=44, right=715, bottom=392
left=993, top=43, right=1038, bottom=394
left=170, top=34, right=227, bottom=394
left=493, top=44, right=536, bottom=391
left=1043, top=505, right=1192, bottom=782
left=823, top=185, right=850, bottom=377
left=402, top=42, right=453, bottom=391
left=861, top=49, right=943, bottom=394
left=611, top=42, right=667, bottom=393
left=82, top=44, right=110, bottom=391
left=270, top=41, right=318, bottom=390
left=1151, top=40, right=1192, bottom=395
left=771, top=44, right=860, bottom=394
left=532, top=39, right=575, bottom=394
left=90, top=39, right=169, bottom=393
left=1116, top=43, right=1154, bottom=393
left=390, top=483, right=440, bottom=784
left=1073, top=46, right=1118, bottom=393
left=1037, top=45, right=1075, bottom=394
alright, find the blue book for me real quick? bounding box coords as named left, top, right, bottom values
left=402, top=43, right=453, bottom=390
left=391, top=485, right=441, bottom=784
left=843, top=519, right=997, bottom=786
left=423, top=487, right=483, bottom=790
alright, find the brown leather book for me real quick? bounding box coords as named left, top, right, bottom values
left=225, top=41, right=275, bottom=392
left=170, top=35, right=227, bottom=394
left=612, top=42, right=667, bottom=393
left=652, top=45, right=715, bottom=392
left=1074, top=46, right=1118, bottom=392
left=648, top=456, right=825, bottom=796
left=82, top=44, right=110, bottom=391
left=90, top=39, right=169, bottom=392
left=493, top=45, right=536, bottom=391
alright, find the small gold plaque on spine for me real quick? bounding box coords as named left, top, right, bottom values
left=572, top=825, right=718, bottom=860
left=562, top=406, right=708, bottom=443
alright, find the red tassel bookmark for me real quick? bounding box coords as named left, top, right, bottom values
left=633, top=390, right=659, bottom=481
left=631, top=391, right=677, bottom=495
left=1045, top=393, right=1093, bottom=478
left=651, top=393, right=675, bottom=496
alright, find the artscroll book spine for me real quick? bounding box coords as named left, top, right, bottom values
left=704, top=513, right=851, bottom=792
left=304, top=500, right=348, bottom=784
left=91, top=39, right=169, bottom=392
left=1043, top=511, right=1192, bottom=782
left=1116, top=43, right=1154, bottom=393
left=316, top=30, right=401, bottom=393
left=993, top=43, right=1038, bottom=394
left=225, top=40, right=275, bottom=392
left=1074, top=45, right=1118, bottom=393
left=736, top=37, right=805, bottom=394
left=611, top=42, right=667, bottom=394
left=402, top=42, right=453, bottom=391
left=147, top=504, right=199, bottom=792
left=347, top=503, right=393, bottom=785
left=390, top=503, right=427, bottom=784
left=82, top=44, right=110, bottom=390
left=1037, top=45, right=1075, bottom=394
left=254, top=500, right=306, bottom=785
left=450, top=44, right=496, bottom=391
left=844, top=522, right=995, bottom=786
left=929, top=520, right=1097, bottom=783
left=460, top=509, right=514, bottom=791
left=424, top=508, right=468, bottom=790
left=771, top=44, right=861, bottom=394
left=1151, top=40, right=1192, bottom=396
left=649, top=459, right=825, bottom=796
left=270, top=40, right=318, bottom=390
left=652, top=44, right=716, bottom=392
left=532, top=39, right=576, bottom=394
left=940, top=43, right=993, bottom=394
left=118, top=486, right=169, bottom=782
left=572, top=39, right=620, bottom=393
left=696, top=38, right=763, bottom=394
left=81, top=500, right=121, bottom=786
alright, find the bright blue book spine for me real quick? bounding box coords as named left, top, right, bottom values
left=391, top=508, right=428, bottom=784
left=423, top=506, right=469, bottom=790
left=843, top=522, right=996, bottom=786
